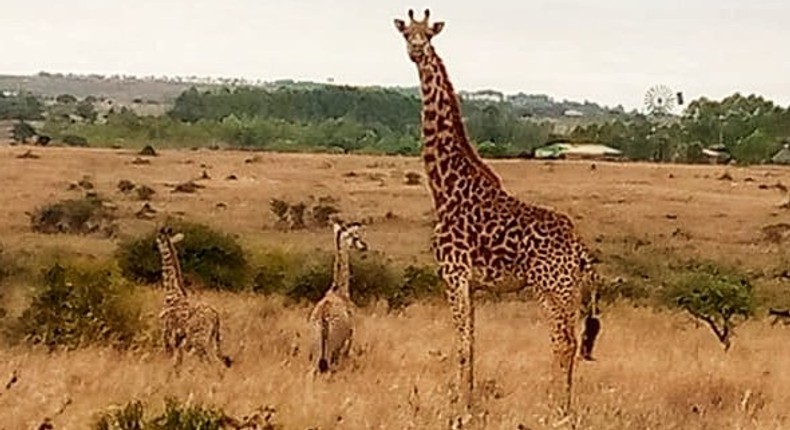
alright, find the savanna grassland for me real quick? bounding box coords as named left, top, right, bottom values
left=1, top=145, right=790, bottom=429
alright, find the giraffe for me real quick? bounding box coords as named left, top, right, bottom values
left=155, top=226, right=232, bottom=373
left=394, top=9, right=601, bottom=425
left=308, top=220, right=368, bottom=374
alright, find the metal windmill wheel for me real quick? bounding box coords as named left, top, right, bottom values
left=644, top=84, right=677, bottom=116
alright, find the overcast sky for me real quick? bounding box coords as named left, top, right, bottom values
left=1, top=0, right=788, bottom=110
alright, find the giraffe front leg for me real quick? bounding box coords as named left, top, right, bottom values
left=538, top=289, right=578, bottom=423
left=444, top=272, right=474, bottom=428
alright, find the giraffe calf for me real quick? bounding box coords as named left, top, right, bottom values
left=155, top=227, right=232, bottom=373
left=308, top=221, right=368, bottom=374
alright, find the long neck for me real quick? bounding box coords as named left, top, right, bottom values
left=159, top=240, right=187, bottom=299
left=332, top=240, right=351, bottom=299
left=416, top=46, right=503, bottom=209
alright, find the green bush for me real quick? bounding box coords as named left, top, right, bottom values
left=256, top=248, right=440, bottom=309
left=93, top=397, right=282, bottom=430
left=116, top=220, right=250, bottom=291
left=388, top=264, right=442, bottom=310
left=664, top=263, right=755, bottom=351
left=285, top=253, right=333, bottom=303
left=7, top=262, right=142, bottom=350
left=62, top=134, right=89, bottom=147
left=28, top=195, right=118, bottom=236
left=149, top=398, right=226, bottom=430
left=252, top=250, right=296, bottom=295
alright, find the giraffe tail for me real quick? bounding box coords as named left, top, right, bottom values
left=318, top=316, right=330, bottom=373
left=579, top=250, right=602, bottom=361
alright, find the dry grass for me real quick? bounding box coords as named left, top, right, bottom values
left=1, top=146, right=790, bottom=428
left=1, top=298, right=789, bottom=429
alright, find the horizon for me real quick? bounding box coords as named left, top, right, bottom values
left=1, top=1, right=788, bottom=111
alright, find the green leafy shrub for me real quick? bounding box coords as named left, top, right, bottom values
left=149, top=398, right=226, bottom=430
left=285, top=253, right=333, bottom=303
left=63, top=134, right=89, bottom=147
left=93, top=397, right=282, bottom=430
left=116, top=220, right=250, bottom=291
left=664, top=263, right=756, bottom=351
left=388, top=264, right=442, bottom=310
left=265, top=249, right=440, bottom=309
left=252, top=250, right=296, bottom=295
left=93, top=399, right=145, bottom=430
left=346, top=252, right=402, bottom=306
left=7, top=262, right=142, bottom=350
left=28, top=195, right=117, bottom=236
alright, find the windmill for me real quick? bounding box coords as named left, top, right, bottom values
left=644, top=84, right=681, bottom=117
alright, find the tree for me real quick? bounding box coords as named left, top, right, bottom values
left=56, top=94, right=78, bottom=104
left=665, top=266, right=755, bottom=351
left=75, top=100, right=98, bottom=123
left=11, top=121, right=36, bottom=144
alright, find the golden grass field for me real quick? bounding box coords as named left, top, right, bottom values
left=1, top=145, right=790, bottom=429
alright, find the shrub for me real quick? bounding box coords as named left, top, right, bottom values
left=285, top=253, right=333, bottom=303
left=269, top=197, right=340, bottom=230
left=93, top=397, right=282, bottom=430
left=388, top=264, right=442, bottom=310
left=117, top=179, right=136, bottom=193
left=664, top=263, right=755, bottom=351
left=269, top=249, right=440, bottom=309
left=7, top=262, right=142, bottom=350
left=62, top=134, right=89, bottom=147
left=139, top=145, right=157, bottom=156
left=311, top=197, right=340, bottom=228
left=346, top=252, right=402, bottom=306
left=149, top=397, right=226, bottom=430
left=136, top=185, right=156, bottom=201
left=28, top=195, right=117, bottom=236
left=404, top=171, right=422, bottom=185
left=116, top=220, right=250, bottom=291
left=252, top=250, right=295, bottom=295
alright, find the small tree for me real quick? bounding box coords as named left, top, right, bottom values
left=75, top=99, right=98, bottom=123
left=11, top=120, right=36, bottom=144
left=665, top=267, right=755, bottom=351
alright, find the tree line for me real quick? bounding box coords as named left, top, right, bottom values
left=4, top=84, right=789, bottom=163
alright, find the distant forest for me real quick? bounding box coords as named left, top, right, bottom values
left=2, top=73, right=789, bottom=163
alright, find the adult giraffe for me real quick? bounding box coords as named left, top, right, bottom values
left=393, top=9, right=601, bottom=426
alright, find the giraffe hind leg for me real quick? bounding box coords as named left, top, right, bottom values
left=211, top=317, right=232, bottom=368
left=538, top=288, right=579, bottom=420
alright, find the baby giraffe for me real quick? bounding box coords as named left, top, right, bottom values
left=155, top=226, right=232, bottom=373
left=308, top=220, right=368, bottom=374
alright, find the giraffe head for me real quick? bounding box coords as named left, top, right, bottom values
left=394, top=8, right=445, bottom=63
left=156, top=226, right=184, bottom=251
left=333, top=220, right=368, bottom=252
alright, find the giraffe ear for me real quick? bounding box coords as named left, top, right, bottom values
left=394, top=19, right=407, bottom=33
left=171, top=233, right=185, bottom=243
left=431, top=21, right=445, bottom=35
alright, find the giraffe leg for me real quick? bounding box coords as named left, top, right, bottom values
left=173, top=346, right=184, bottom=378
left=538, top=288, right=579, bottom=422
left=443, top=271, right=474, bottom=428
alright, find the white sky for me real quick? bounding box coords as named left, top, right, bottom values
left=1, top=0, right=788, bottom=110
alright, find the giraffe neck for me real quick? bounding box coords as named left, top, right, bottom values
left=332, top=239, right=351, bottom=299
left=415, top=46, right=503, bottom=210
left=158, top=240, right=188, bottom=300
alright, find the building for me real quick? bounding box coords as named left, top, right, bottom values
left=771, top=144, right=790, bottom=165
left=534, top=142, right=623, bottom=160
